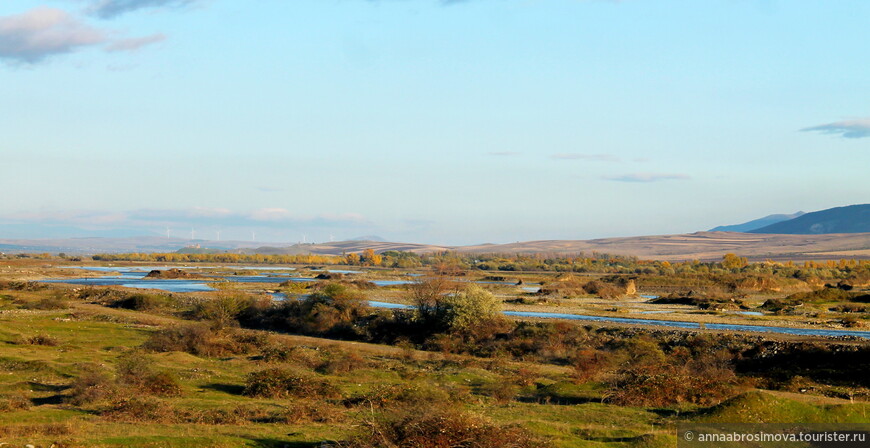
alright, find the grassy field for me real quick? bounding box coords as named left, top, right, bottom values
left=1, top=286, right=867, bottom=447
left=0, top=257, right=868, bottom=447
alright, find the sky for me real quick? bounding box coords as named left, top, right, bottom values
left=1, top=0, right=868, bottom=246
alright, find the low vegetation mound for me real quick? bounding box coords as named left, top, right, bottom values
left=144, top=268, right=201, bottom=279
left=243, top=367, right=340, bottom=399
left=143, top=324, right=268, bottom=357
left=341, top=402, right=551, bottom=448
left=650, top=291, right=745, bottom=310
left=698, top=391, right=829, bottom=423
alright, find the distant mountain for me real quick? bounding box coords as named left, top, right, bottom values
left=4, top=232, right=870, bottom=261
left=750, top=204, right=870, bottom=234
left=711, top=212, right=805, bottom=233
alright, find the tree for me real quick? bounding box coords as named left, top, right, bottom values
left=422, top=285, right=503, bottom=333
left=361, top=249, right=382, bottom=266
left=722, top=253, right=748, bottom=270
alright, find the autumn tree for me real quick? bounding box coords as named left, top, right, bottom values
left=721, top=253, right=748, bottom=270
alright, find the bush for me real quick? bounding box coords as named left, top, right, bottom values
left=570, top=348, right=612, bottom=382
left=22, top=333, right=60, bottom=346
left=0, top=281, right=46, bottom=291
left=317, top=347, right=367, bottom=374
left=190, top=291, right=269, bottom=328
left=116, top=352, right=182, bottom=397
left=420, top=285, right=504, bottom=333
left=582, top=280, right=624, bottom=300
left=142, top=323, right=213, bottom=355
left=18, top=296, right=68, bottom=310
left=831, top=304, right=867, bottom=313
left=340, top=402, right=551, bottom=448
left=67, top=364, right=118, bottom=406
left=143, top=324, right=262, bottom=357
left=0, top=392, right=30, bottom=412
left=101, top=397, right=175, bottom=423
left=243, top=368, right=340, bottom=399
left=477, top=380, right=519, bottom=404
left=260, top=344, right=322, bottom=367
left=112, top=293, right=168, bottom=311
left=607, top=350, right=742, bottom=407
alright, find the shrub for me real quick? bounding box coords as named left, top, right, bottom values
left=317, top=348, right=367, bottom=374
left=243, top=368, right=339, bottom=399
left=512, top=367, right=540, bottom=387
left=831, top=303, right=867, bottom=313
left=116, top=352, right=182, bottom=397
left=607, top=350, right=742, bottom=407
left=112, top=293, right=168, bottom=311
left=340, top=402, right=551, bottom=448
left=841, top=316, right=863, bottom=328
left=21, top=333, right=60, bottom=346
left=0, top=422, right=74, bottom=438
left=260, top=344, right=323, bottom=368
left=582, top=280, right=624, bottom=300
left=190, top=291, right=269, bottom=328
left=570, top=348, right=612, bottom=382
left=67, top=364, right=118, bottom=406
left=18, top=296, right=68, bottom=310
left=420, top=285, right=504, bottom=333
left=142, top=323, right=213, bottom=355
left=478, top=380, right=519, bottom=404
left=101, top=397, right=176, bottom=423
left=0, top=281, right=46, bottom=291
left=143, top=324, right=261, bottom=357
left=250, top=282, right=373, bottom=338
left=0, top=392, right=30, bottom=412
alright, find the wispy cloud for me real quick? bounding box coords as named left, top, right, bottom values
left=0, top=7, right=105, bottom=63
left=801, top=119, right=870, bottom=139
left=6, top=208, right=369, bottom=230
left=87, top=0, right=198, bottom=19
left=552, top=153, right=621, bottom=162
left=105, top=33, right=165, bottom=52
left=603, top=173, right=691, bottom=183
left=487, top=151, right=520, bottom=157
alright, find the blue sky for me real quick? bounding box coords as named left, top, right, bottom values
left=1, top=0, right=868, bottom=245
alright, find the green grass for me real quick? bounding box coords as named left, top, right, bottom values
left=0, top=285, right=867, bottom=447
left=697, top=391, right=870, bottom=424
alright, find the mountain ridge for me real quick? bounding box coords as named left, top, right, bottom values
left=711, top=212, right=805, bottom=233
left=750, top=204, right=870, bottom=234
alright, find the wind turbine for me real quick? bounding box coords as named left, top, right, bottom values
left=165, top=227, right=171, bottom=239
left=215, top=230, right=221, bottom=241
left=190, top=228, right=196, bottom=240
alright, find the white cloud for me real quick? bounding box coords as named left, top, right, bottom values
left=88, top=0, right=198, bottom=19
left=105, top=33, right=165, bottom=52
left=603, top=173, right=691, bottom=183
left=552, top=153, right=621, bottom=162
left=801, top=119, right=870, bottom=139
left=249, top=208, right=294, bottom=222
left=0, top=7, right=105, bottom=63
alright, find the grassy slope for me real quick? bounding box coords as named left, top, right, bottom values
left=0, top=289, right=867, bottom=448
